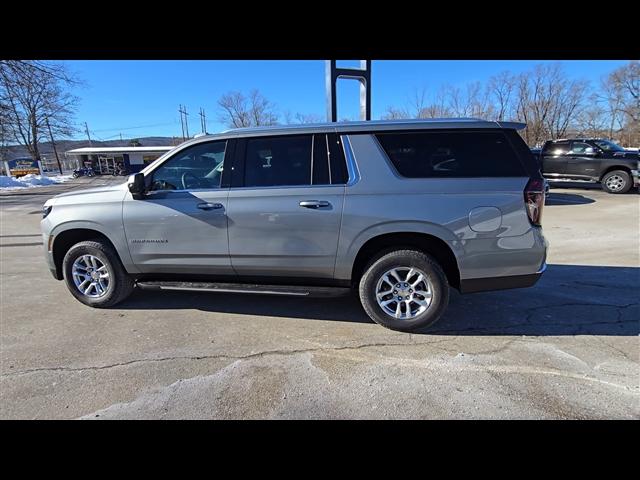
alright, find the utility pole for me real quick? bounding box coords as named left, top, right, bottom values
left=179, top=105, right=190, bottom=140
left=199, top=107, right=207, bottom=133
left=184, top=106, right=189, bottom=138
left=178, top=105, right=184, bottom=140
left=84, top=122, right=93, bottom=147
left=46, top=117, right=63, bottom=175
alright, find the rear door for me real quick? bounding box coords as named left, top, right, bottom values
left=226, top=133, right=346, bottom=279
left=542, top=141, right=570, bottom=176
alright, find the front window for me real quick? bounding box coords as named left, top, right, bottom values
left=150, top=141, right=226, bottom=191
left=592, top=140, right=625, bottom=152
left=569, top=142, right=595, bottom=155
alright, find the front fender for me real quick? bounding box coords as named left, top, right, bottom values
left=50, top=220, right=140, bottom=274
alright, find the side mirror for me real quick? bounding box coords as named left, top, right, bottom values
left=128, top=173, right=146, bottom=199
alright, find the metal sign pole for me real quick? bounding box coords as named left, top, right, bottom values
left=325, top=60, right=371, bottom=122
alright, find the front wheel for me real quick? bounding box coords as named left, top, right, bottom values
left=358, top=249, right=450, bottom=332
left=602, top=170, right=632, bottom=194
left=62, top=240, right=135, bottom=308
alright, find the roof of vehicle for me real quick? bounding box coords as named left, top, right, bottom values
left=187, top=118, right=526, bottom=144
left=139, top=118, right=527, bottom=175
left=65, top=146, right=174, bottom=155
left=545, top=138, right=613, bottom=143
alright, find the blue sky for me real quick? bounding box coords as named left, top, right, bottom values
left=65, top=60, right=630, bottom=141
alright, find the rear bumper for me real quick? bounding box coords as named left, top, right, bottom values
left=632, top=169, right=639, bottom=187
left=459, top=263, right=546, bottom=294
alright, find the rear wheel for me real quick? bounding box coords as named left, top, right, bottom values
left=602, top=170, right=632, bottom=194
left=62, top=240, right=134, bottom=307
left=358, top=249, right=449, bottom=332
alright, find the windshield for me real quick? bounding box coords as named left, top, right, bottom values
left=593, top=140, right=625, bottom=152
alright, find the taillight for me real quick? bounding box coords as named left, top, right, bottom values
left=524, top=178, right=545, bottom=226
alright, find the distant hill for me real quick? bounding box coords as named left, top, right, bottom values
left=2, top=136, right=183, bottom=160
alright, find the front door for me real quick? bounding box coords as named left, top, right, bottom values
left=227, top=134, right=345, bottom=279
left=122, top=140, right=233, bottom=275
left=542, top=140, right=570, bottom=177
left=566, top=141, right=600, bottom=178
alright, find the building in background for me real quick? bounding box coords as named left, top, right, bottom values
left=64, top=146, right=174, bottom=174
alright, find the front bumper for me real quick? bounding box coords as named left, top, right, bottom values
left=632, top=169, right=639, bottom=187
left=42, top=231, right=61, bottom=280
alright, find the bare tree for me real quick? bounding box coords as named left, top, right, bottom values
left=513, top=64, right=588, bottom=145
left=217, top=89, right=278, bottom=128
left=488, top=71, right=516, bottom=121
left=600, top=61, right=640, bottom=145
left=598, top=75, right=625, bottom=139
left=575, top=95, right=608, bottom=137
left=0, top=102, right=9, bottom=168
left=0, top=60, right=78, bottom=162
left=381, top=87, right=451, bottom=120
left=381, top=105, right=409, bottom=120
left=442, top=82, right=494, bottom=119
left=377, top=62, right=632, bottom=147
left=610, top=61, right=639, bottom=123
left=284, top=111, right=324, bottom=124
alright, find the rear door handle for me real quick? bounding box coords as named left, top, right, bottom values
left=197, top=202, right=224, bottom=210
left=299, top=200, right=331, bottom=209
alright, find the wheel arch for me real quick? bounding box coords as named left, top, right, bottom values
left=51, top=228, right=122, bottom=280
left=599, top=165, right=632, bottom=182
left=350, top=231, right=461, bottom=290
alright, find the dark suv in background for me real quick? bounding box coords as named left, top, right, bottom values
left=533, top=138, right=639, bottom=193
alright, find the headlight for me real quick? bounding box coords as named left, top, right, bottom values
left=42, top=205, right=52, bottom=219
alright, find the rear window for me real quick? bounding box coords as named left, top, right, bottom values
left=375, top=130, right=526, bottom=178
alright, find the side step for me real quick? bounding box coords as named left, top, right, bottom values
left=136, top=280, right=352, bottom=298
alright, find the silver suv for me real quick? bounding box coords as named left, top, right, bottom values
left=41, top=119, right=547, bottom=331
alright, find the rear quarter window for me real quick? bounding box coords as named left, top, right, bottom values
left=375, top=130, right=527, bottom=178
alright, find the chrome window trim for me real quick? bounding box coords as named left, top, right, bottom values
left=226, top=183, right=344, bottom=192
left=340, top=134, right=361, bottom=187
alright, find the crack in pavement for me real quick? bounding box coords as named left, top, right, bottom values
left=0, top=339, right=461, bottom=378
left=3, top=336, right=638, bottom=396
left=3, top=302, right=638, bottom=378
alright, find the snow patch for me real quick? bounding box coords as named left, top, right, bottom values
left=0, top=174, right=72, bottom=190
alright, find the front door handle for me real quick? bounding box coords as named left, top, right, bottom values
left=299, top=200, right=331, bottom=209
left=197, top=202, right=224, bottom=210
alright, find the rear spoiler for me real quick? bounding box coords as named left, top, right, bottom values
left=496, top=121, right=526, bottom=130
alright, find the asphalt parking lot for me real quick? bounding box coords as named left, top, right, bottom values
left=0, top=177, right=638, bottom=419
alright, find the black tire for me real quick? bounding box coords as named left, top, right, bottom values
left=358, top=249, right=450, bottom=332
left=62, top=239, right=135, bottom=308
left=601, top=170, right=632, bottom=194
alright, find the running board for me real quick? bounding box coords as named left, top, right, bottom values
left=135, top=280, right=351, bottom=297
